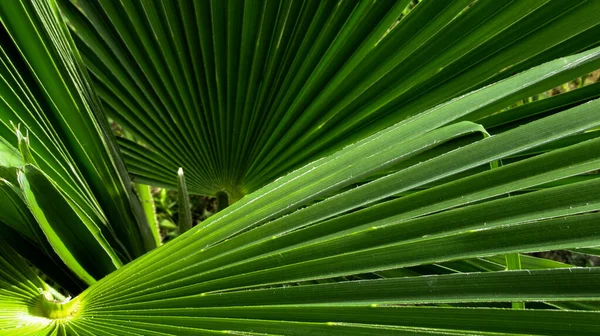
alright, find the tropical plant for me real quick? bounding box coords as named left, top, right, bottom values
left=1, top=0, right=600, bottom=335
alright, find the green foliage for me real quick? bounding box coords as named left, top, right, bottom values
left=0, top=0, right=156, bottom=292
left=1, top=0, right=600, bottom=335
left=60, top=0, right=600, bottom=196
left=176, top=168, right=193, bottom=234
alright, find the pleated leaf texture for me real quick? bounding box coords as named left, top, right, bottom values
left=2, top=0, right=600, bottom=335
left=0, top=0, right=159, bottom=296
left=60, top=0, right=600, bottom=197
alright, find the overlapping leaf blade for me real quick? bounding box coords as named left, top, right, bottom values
left=0, top=0, right=156, bottom=264
left=1, top=0, right=600, bottom=335
left=61, top=0, right=600, bottom=196
left=60, top=58, right=600, bottom=335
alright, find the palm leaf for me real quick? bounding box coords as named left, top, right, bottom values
left=1, top=0, right=600, bottom=335
left=60, top=0, right=600, bottom=198
left=3, top=48, right=600, bottom=334
left=0, top=0, right=157, bottom=291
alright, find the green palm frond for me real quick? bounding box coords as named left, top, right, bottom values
left=60, top=0, right=600, bottom=198
left=1, top=0, right=600, bottom=335
left=0, top=0, right=157, bottom=291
